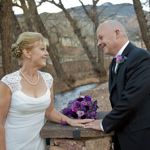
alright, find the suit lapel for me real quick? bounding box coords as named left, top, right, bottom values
left=109, top=62, right=113, bottom=92
left=109, top=42, right=133, bottom=94
left=109, top=59, right=117, bottom=92
left=109, top=72, right=117, bottom=93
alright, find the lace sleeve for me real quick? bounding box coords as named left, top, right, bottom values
left=1, top=71, right=21, bottom=93
left=1, top=75, right=13, bottom=92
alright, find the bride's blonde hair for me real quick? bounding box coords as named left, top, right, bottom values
left=11, top=32, right=49, bottom=58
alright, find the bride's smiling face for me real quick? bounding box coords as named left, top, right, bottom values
left=24, top=40, right=49, bottom=68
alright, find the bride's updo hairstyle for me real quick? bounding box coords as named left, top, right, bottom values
left=11, top=32, right=49, bottom=59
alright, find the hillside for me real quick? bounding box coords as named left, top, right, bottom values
left=37, top=2, right=144, bottom=63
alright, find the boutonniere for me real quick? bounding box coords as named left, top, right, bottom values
left=116, top=55, right=127, bottom=64
left=115, top=55, right=127, bottom=73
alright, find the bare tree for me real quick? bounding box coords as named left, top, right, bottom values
left=43, top=0, right=105, bottom=77
left=12, top=11, right=22, bottom=40
left=133, top=0, right=150, bottom=50
left=20, top=0, right=35, bottom=31
left=0, top=0, right=13, bottom=74
left=25, top=0, right=74, bottom=87
left=13, top=0, right=34, bottom=31
left=11, top=10, right=23, bottom=70
left=79, top=0, right=106, bottom=76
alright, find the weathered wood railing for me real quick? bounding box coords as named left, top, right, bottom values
left=40, top=112, right=113, bottom=150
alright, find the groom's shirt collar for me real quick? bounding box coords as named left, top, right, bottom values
left=115, top=41, right=129, bottom=57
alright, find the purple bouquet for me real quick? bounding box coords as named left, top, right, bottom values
left=61, top=95, right=98, bottom=119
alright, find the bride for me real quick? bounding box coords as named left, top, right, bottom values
left=0, top=32, right=93, bottom=150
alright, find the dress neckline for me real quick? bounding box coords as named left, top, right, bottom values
left=18, top=70, right=49, bottom=99
left=18, top=89, right=49, bottom=99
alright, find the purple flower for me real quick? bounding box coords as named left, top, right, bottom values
left=84, top=95, right=92, bottom=101
left=115, top=55, right=127, bottom=64
left=77, top=110, right=85, bottom=118
left=76, top=97, right=84, bottom=102
left=61, top=95, right=99, bottom=119
left=81, top=100, right=88, bottom=106
left=114, top=55, right=127, bottom=73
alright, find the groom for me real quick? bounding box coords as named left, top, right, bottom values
left=85, top=20, right=150, bottom=150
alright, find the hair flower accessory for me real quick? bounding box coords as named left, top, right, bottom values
left=61, top=95, right=98, bottom=120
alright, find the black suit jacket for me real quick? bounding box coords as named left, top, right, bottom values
left=102, top=43, right=150, bottom=149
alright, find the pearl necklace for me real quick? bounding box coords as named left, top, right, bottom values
left=20, top=69, right=40, bottom=86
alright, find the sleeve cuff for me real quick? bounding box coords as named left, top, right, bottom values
left=100, top=120, right=104, bottom=131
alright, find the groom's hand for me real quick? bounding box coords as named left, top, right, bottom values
left=84, top=119, right=103, bottom=131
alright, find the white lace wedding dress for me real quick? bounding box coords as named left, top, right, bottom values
left=1, top=70, right=53, bottom=150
